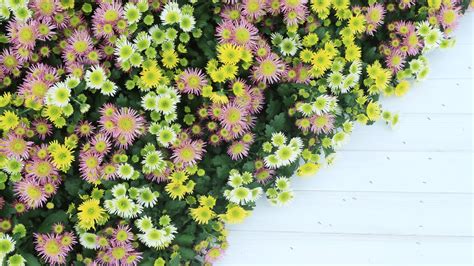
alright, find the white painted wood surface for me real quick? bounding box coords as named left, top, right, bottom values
left=218, top=12, right=473, bottom=266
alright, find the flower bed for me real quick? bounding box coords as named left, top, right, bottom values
left=0, top=0, right=470, bottom=265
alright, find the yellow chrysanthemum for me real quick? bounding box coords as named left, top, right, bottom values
left=77, top=199, right=106, bottom=230
left=366, top=101, right=381, bottom=121
left=345, top=44, right=361, bottom=62
left=0, top=111, right=20, bottom=131
left=223, top=205, right=248, bottom=224
left=161, top=49, right=179, bottom=69
left=210, top=91, right=229, bottom=105
left=311, top=49, right=332, bottom=72
left=140, top=63, right=164, bottom=89
left=296, top=162, right=321, bottom=177
left=49, top=143, right=74, bottom=172
left=190, top=206, right=215, bottom=224
left=395, top=80, right=410, bottom=97
left=348, top=14, right=366, bottom=34
left=217, top=43, right=243, bottom=65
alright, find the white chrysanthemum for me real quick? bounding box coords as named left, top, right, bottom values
left=227, top=171, right=243, bottom=188
left=328, top=71, right=344, bottom=91
left=416, top=21, right=432, bottom=37
left=100, top=80, right=117, bottom=96
left=289, top=137, right=303, bottom=154
left=109, top=196, right=136, bottom=218
left=179, top=14, right=195, bottom=32
left=142, top=150, right=165, bottom=172
left=136, top=187, right=158, bottom=208
left=135, top=216, right=154, bottom=233
left=124, top=3, right=141, bottom=24
left=251, top=187, right=263, bottom=201
left=79, top=233, right=99, bottom=250
left=115, top=37, right=136, bottom=63
left=141, top=93, right=158, bottom=111
left=341, top=73, right=358, bottom=93
left=349, top=60, right=362, bottom=75
left=271, top=132, right=287, bottom=147
left=45, top=82, right=71, bottom=107
left=138, top=228, right=168, bottom=248
left=0, top=234, right=15, bottom=256
left=117, top=163, right=134, bottom=180
left=134, top=31, right=152, bottom=51
left=227, top=187, right=252, bottom=205
left=297, top=102, right=314, bottom=117
left=111, top=183, right=128, bottom=198
left=279, top=36, right=300, bottom=56
left=160, top=2, right=182, bottom=25
left=155, top=95, right=176, bottom=115
left=423, top=28, right=443, bottom=50
left=156, top=126, right=177, bottom=147
left=275, top=145, right=298, bottom=166
left=65, top=75, right=81, bottom=88
left=275, top=177, right=291, bottom=191
left=264, top=154, right=281, bottom=169
left=85, top=65, right=106, bottom=89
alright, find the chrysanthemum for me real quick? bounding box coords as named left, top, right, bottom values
left=85, top=65, right=107, bottom=90
left=136, top=187, right=159, bottom=208
left=30, top=119, right=51, bottom=140
left=176, top=68, right=207, bottom=95
left=142, top=150, right=166, bottom=173
left=77, top=199, right=105, bottom=230
left=14, top=178, right=47, bottom=209
left=223, top=205, right=248, bottom=223
left=242, top=0, right=267, bottom=20
left=0, top=48, right=21, bottom=74
left=0, top=134, right=32, bottom=160
left=227, top=141, right=249, bottom=160
left=25, top=157, right=58, bottom=182
left=7, top=20, right=38, bottom=50
left=112, top=224, right=133, bottom=245
left=160, top=1, right=182, bottom=25
left=44, top=82, right=71, bottom=107
left=438, top=5, right=461, bottom=30
left=171, top=139, right=206, bottom=168
left=230, top=19, right=258, bottom=49
left=79, top=151, right=102, bottom=183
left=310, top=114, right=335, bottom=134
left=66, top=29, right=93, bottom=56
left=0, top=110, right=20, bottom=131
left=385, top=50, right=406, bottom=73
left=252, top=53, right=286, bottom=84
left=92, top=0, right=124, bottom=38
left=34, top=233, right=73, bottom=265
left=219, top=102, right=249, bottom=133
left=111, top=107, right=146, bottom=147
left=204, top=247, right=225, bottom=264
left=190, top=206, right=215, bottom=224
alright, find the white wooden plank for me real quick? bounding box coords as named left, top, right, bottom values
left=423, top=43, right=472, bottom=79
left=218, top=231, right=473, bottom=265
left=227, top=192, right=472, bottom=237
left=340, top=114, right=472, bottom=152
left=291, top=151, right=473, bottom=194
left=380, top=78, right=472, bottom=114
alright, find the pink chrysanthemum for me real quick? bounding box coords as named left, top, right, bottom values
left=177, top=68, right=208, bottom=95
left=171, top=139, right=206, bottom=168
left=242, top=0, right=267, bottom=20
left=227, top=141, right=249, bottom=160
left=112, top=224, right=133, bottom=245
left=29, top=0, right=63, bottom=20
left=14, top=178, right=48, bottom=209
left=92, top=0, right=124, bottom=38
left=219, top=102, right=250, bottom=135
left=365, top=3, right=385, bottom=35
left=66, top=29, right=94, bottom=56
left=25, top=157, right=58, bottom=182
left=32, top=119, right=52, bottom=140
left=97, top=243, right=142, bottom=266
left=0, top=134, right=32, bottom=160
left=204, top=247, right=225, bottom=264
left=385, top=50, right=406, bottom=73
left=7, top=20, right=39, bottom=50
left=404, top=31, right=422, bottom=56
left=79, top=150, right=103, bottom=183
left=230, top=19, right=259, bottom=49
left=310, top=114, right=335, bottom=134
left=254, top=167, right=275, bottom=184
left=36, top=19, right=57, bottom=41
left=216, top=19, right=234, bottom=44
left=221, top=4, right=243, bottom=21
left=34, top=232, right=76, bottom=265
left=75, top=120, right=95, bottom=138
left=0, top=48, right=21, bottom=74
left=111, top=107, right=146, bottom=148
left=399, top=0, right=415, bottom=9
left=252, top=53, right=286, bottom=84
left=90, top=133, right=112, bottom=155
left=438, top=5, right=461, bottom=30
